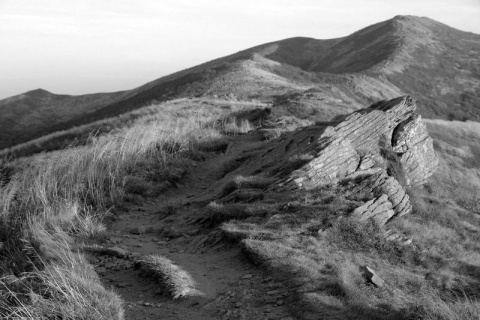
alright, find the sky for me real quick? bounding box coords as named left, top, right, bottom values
left=1, top=0, right=479, bottom=99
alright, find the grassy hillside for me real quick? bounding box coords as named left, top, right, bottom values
left=0, top=98, right=266, bottom=159
left=0, top=98, right=262, bottom=318
left=2, top=96, right=480, bottom=319
left=261, top=16, right=480, bottom=120
left=213, top=113, right=480, bottom=319
left=0, top=89, right=132, bottom=150
left=0, top=50, right=252, bottom=150
left=383, top=16, right=480, bottom=120
left=3, top=15, right=479, bottom=152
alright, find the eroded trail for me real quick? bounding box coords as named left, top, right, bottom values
left=89, top=132, right=296, bottom=320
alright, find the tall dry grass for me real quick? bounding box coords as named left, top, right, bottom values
left=137, top=254, right=198, bottom=299
left=0, top=100, right=259, bottom=319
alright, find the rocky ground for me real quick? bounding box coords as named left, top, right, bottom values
left=87, top=132, right=297, bottom=320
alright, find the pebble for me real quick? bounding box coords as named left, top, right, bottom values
left=242, top=274, right=253, bottom=279
left=235, top=302, right=242, bottom=308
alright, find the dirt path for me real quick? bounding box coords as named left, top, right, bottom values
left=88, top=132, right=297, bottom=320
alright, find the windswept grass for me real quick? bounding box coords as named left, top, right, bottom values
left=221, top=172, right=480, bottom=319
left=0, top=223, right=124, bottom=319
left=0, top=98, right=263, bottom=319
left=136, top=255, right=197, bottom=299
left=411, top=289, right=480, bottom=320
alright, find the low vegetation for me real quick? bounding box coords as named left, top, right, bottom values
left=0, top=98, right=263, bottom=319
left=219, top=180, right=480, bottom=319
left=2, top=94, right=480, bottom=319
left=136, top=255, right=197, bottom=299
left=216, top=119, right=480, bottom=319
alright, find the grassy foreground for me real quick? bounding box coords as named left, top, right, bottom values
left=214, top=119, right=480, bottom=319
left=0, top=98, right=262, bottom=319
left=2, top=96, right=480, bottom=319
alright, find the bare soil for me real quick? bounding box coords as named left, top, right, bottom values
left=88, top=132, right=297, bottom=320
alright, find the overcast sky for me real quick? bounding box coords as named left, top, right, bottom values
left=1, top=0, right=479, bottom=99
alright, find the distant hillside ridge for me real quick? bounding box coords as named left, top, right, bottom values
left=1, top=15, right=479, bottom=151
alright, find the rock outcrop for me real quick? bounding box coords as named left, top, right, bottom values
left=277, top=95, right=437, bottom=190
left=226, top=95, right=437, bottom=225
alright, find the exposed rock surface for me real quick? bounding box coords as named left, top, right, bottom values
left=353, top=194, right=394, bottom=225
left=348, top=170, right=412, bottom=222
left=392, top=113, right=438, bottom=185
left=278, top=95, right=437, bottom=190
left=226, top=95, right=437, bottom=225
left=361, top=266, right=385, bottom=287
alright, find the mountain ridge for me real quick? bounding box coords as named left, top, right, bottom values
left=1, top=15, right=479, bottom=151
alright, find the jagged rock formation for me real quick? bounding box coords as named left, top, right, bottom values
left=349, top=170, right=412, bottom=222
left=278, top=96, right=437, bottom=189
left=227, top=95, right=438, bottom=225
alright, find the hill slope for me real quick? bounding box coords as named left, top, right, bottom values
left=1, top=15, right=479, bottom=151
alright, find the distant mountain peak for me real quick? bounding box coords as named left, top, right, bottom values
left=25, top=88, right=52, bottom=97
left=1, top=15, right=479, bottom=153
left=393, top=14, right=423, bottom=21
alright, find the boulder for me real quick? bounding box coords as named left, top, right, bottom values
left=360, top=265, right=385, bottom=287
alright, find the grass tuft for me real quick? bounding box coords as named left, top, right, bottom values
left=136, top=255, right=197, bottom=299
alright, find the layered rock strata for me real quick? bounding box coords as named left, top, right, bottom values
left=278, top=95, right=437, bottom=190
left=230, top=95, right=437, bottom=225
